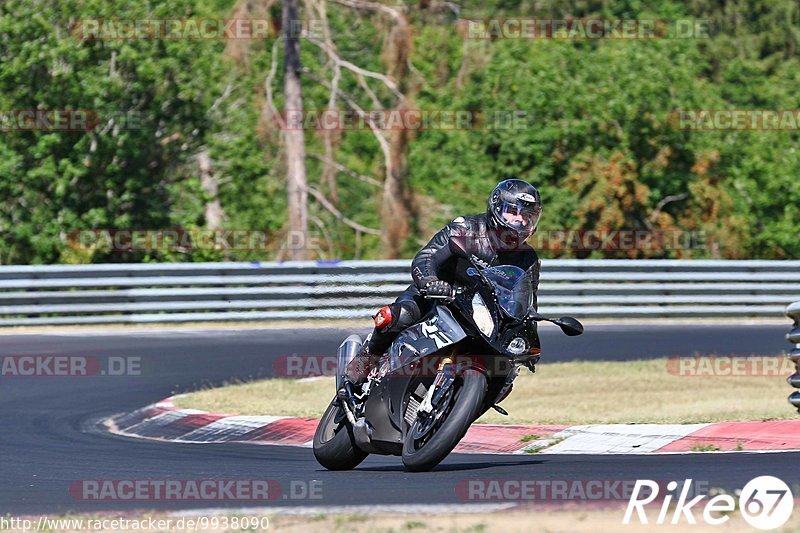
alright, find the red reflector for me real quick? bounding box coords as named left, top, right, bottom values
left=530, top=347, right=541, bottom=355
left=374, top=306, right=392, bottom=329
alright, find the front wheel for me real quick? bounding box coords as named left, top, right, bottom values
left=313, top=397, right=369, bottom=471
left=401, top=368, right=487, bottom=472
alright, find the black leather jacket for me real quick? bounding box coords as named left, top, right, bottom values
left=411, top=214, right=541, bottom=307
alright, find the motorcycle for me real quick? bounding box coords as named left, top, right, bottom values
left=312, top=249, right=583, bottom=472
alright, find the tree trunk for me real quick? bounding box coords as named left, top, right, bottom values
left=381, top=19, right=415, bottom=258
left=198, top=148, right=223, bottom=230
left=314, top=0, right=339, bottom=204
left=282, top=0, right=309, bottom=261
left=382, top=97, right=412, bottom=257
left=322, top=129, right=340, bottom=203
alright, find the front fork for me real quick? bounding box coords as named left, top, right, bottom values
left=417, top=356, right=457, bottom=417
left=418, top=353, right=524, bottom=420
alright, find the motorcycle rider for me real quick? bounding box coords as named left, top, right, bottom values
left=344, top=178, right=543, bottom=385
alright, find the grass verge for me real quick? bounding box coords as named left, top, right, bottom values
left=174, top=358, right=796, bottom=425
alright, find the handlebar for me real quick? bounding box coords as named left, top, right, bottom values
left=422, top=286, right=465, bottom=301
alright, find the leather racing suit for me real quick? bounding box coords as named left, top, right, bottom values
left=345, top=213, right=541, bottom=383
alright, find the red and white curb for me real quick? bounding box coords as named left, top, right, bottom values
left=105, top=396, right=800, bottom=455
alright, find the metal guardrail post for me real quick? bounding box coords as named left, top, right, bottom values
left=787, top=301, right=800, bottom=412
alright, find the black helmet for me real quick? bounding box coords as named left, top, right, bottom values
left=487, top=179, right=542, bottom=239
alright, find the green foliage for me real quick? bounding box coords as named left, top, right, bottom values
left=0, top=0, right=798, bottom=263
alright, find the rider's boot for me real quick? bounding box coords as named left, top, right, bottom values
left=338, top=336, right=376, bottom=414
left=343, top=339, right=376, bottom=386
left=340, top=305, right=394, bottom=391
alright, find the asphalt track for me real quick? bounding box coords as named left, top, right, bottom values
left=1, top=323, right=797, bottom=515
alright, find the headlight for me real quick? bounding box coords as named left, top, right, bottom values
left=506, top=337, right=528, bottom=355
left=471, top=293, right=494, bottom=337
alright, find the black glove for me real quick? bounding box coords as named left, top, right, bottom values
left=422, top=279, right=452, bottom=297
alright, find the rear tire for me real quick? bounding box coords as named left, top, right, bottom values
left=313, top=398, right=369, bottom=471
left=401, top=369, right=486, bottom=472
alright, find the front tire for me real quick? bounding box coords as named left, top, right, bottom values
left=313, top=398, right=369, bottom=471
left=401, top=369, right=487, bottom=472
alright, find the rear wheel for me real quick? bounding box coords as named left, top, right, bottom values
left=401, top=368, right=487, bottom=472
left=313, top=398, right=368, bottom=471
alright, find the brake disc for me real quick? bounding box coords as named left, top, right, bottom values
left=411, top=385, right=454, bottom=441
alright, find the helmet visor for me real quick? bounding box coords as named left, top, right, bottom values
left=499, top=201, right=541, bottom=231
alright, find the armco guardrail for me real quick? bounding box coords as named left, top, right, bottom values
left=787, top=301, right=800, bottom=411
left=0, top=260, right=799, bottom=326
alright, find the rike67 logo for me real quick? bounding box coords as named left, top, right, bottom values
left=624, top=476, right=794, bottom=530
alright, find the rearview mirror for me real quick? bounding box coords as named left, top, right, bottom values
left=554, top=316, right=584, bottom=336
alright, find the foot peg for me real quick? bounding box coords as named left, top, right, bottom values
left=491, top=405, right=509, bottom=416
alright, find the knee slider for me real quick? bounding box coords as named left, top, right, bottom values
left=373, top=301, right=421, bottom=333
left=373, top=306, right=393, bottom=330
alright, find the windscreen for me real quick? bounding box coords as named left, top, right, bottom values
left=480, top=265, right=534, bottom=319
